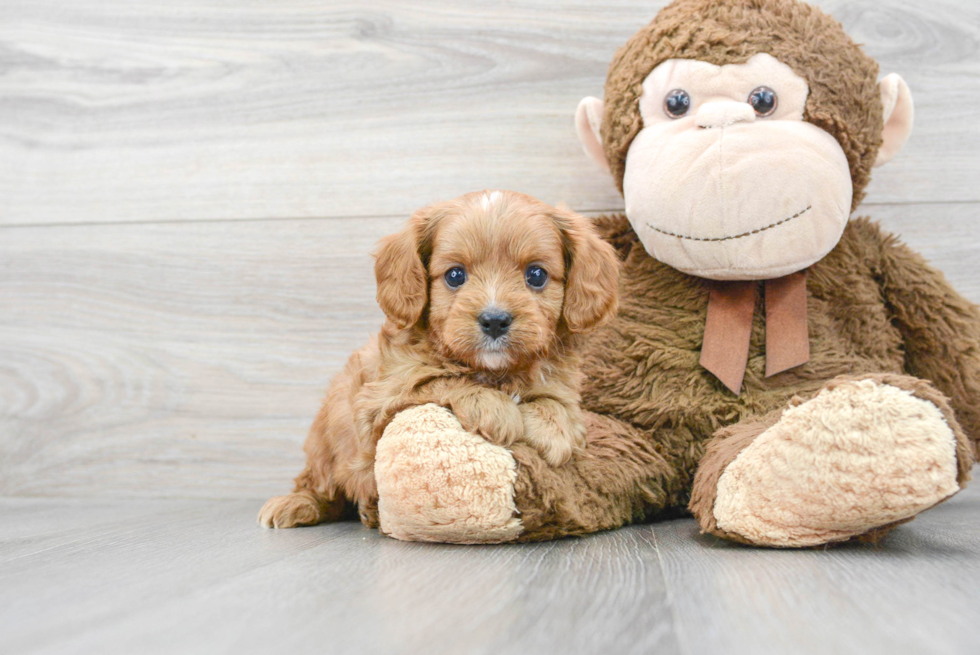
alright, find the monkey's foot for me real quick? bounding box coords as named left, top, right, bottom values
left=374, top=404, right=523, bottom=543
left=691, top=375, right=970, bottom=547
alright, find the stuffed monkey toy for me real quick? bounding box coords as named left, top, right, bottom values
left=266, top=0, right=980, bottom=547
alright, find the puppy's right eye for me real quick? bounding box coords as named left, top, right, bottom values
left=525, top=265, right=548, bottom=289
left=444, top=266, right=467, bottom=289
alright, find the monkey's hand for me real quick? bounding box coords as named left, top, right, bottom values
left=519, top=398, right=587, bottom=466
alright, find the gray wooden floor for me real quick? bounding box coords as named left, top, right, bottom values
left=2, top=1, right=980, bottom=653
left=2, top=484, right=979, bottom=655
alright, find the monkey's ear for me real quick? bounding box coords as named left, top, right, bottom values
left=575, top=97, right=610, bottom=173
left=374, top=211, right=430, bottom=329
left=874, top=74, right=914, bottom=168
left=553, top=205, right=620, bottom=333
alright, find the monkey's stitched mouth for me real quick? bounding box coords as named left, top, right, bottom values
left=645, top=205, right=812, bottom=243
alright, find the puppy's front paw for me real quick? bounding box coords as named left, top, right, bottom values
left=520, top=400, right=587, bottom=466
left=258, top=491, right=335, bottom=529
left=451, top=391, right=524, bottom=448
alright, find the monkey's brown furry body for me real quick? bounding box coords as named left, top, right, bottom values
left=507, top=214, right=979, bottom=541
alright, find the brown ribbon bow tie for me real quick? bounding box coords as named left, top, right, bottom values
left=699, top=270, right=810, bottom=395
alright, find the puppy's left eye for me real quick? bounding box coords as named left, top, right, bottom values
left=525, top=265, right=548, bottom=289
left=444, top=266, right=467, bottom=289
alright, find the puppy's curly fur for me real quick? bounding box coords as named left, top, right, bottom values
left=259, top=190, right=619, bottom=529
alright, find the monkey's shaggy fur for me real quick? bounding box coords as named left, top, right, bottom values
left=505, top=215, right=980, bottom=541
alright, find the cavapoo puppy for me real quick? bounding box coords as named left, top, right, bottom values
left=259, top=190, right=619, bottom=529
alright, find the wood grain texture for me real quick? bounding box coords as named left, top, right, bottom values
left=655, top=476, right=980, bottom=655
left=0, top=216, right=397, bottom=498
left=1, top=486, right=978, bottom=655
left=0, top=0, right=978, bottom=227
left=0, top=497, right=681, bottom=655
left=2, top=203, right=978, bottom=498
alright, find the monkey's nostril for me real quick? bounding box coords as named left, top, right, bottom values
left=478, top=310, right=513, bottom=339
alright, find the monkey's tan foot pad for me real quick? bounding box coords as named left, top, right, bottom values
left=375, top=404, right=524, bottom=543
left=710, top=378, right=961, bottom=547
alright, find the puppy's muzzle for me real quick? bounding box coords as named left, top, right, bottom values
left=478, top=310, right=513, bottom=340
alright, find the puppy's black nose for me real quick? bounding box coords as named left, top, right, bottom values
left=479, top=310, right=513, bottom=339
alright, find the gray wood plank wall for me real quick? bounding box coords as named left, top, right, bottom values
left=2, top=0, right=978, bottom=499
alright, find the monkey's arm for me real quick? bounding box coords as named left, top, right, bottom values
left=878, top=230, right=980, bottom=458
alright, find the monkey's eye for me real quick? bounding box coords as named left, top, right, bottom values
left=525, top=265, right=548, bottom=289
left=444, top=266, right=467, bottom=289
left=663, top=89, right=691, bottom=118
left=748, top=86, right=777, bottom=117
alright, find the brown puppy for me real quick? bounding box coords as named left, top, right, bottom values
left=259, top=190, right=619, bottom=529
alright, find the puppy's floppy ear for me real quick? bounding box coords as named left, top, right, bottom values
left=374, top=208, right=433, bottom=329
left=552, top=205, right=620, bottom=333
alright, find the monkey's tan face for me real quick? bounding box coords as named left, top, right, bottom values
left=623, top=53, right=852, bottom=280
